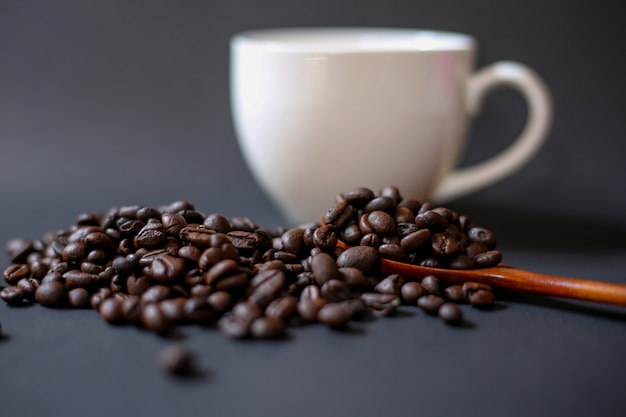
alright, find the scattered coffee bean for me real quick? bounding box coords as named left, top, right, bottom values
left=438, top=302, right=463, bottom=325
left=2, top=188, right=503, bottom=377
left=159, top=344, right=195, bottom=375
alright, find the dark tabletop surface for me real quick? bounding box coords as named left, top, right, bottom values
left=2, top=1, right=626, bottom=416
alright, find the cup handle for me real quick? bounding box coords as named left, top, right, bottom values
left=431, top=61, right=553, bottom=202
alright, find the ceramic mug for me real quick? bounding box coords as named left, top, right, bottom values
left=230, top=27, right=552, bottom=224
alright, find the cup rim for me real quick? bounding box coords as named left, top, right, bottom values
left=231, top=27, right=476, bottom=53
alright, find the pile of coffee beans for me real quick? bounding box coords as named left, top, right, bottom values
left=1, top=186, right=501, bottom=376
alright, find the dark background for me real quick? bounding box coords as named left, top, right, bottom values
left=1, top=1, right=626, bottom=416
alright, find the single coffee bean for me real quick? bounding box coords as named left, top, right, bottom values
left=161, top=213, right=187, bottom=236
left=80, top=261, right=104, bottom=275
left=159, top=345, right=195, bottom=375
left=121, top=295, right=142, bottom=325
left=99, top=297, right=125, bottom=324
left=364, top=196, right=397, bottom=213
left=443, top=285, right=465, bottom=302
left=300, top=285, right=322, bottom=301
left=265, top=296, right=298, bottom=320
left=35, top=281, right=67, bottom=307
left=400, top=229, right=431, bottom=251
left=360, top=233, right=381, bottom=248
left=341, top=223, right=362, bottom=245
left=415, top=211, right=448, bottom=232
left=250, top=316, right=286, bottom=339
left=218, top=314, right=250, bottom=339
left=380, top=185, right=401, bottom=203
left=62, top=241, right=88, bottom=262
left=377, top=244, right=406, bottom=262
left=400, top=282, right=426, bottom=304
left=63, top=270, right=99, bottom=289
left=449, top=255, right=477, bottom=270
left=374, top=274, right=404, bottom=295
left=366, top=211, right=396, bottom=235
left=281, top=228, right=306, bottom=254
left=141, top=285, right=171, bottom=304
left=126, top=274, right=150, bottom=295
left=150, top=254, right=185, bottom=283
left=248, top=268, right=285, bottom=308
left=467, top=289, right=496, bottom=308
left=134, top=221, right=167, bottom=249
left=399, top=198, right=422, bottom=214
left=474, top=250, right=503, bottom=268
left=309, top=253, right=341, bottom=285
left=207, top=291, right=233, bottom=312
left=17, top=278, right=39, bottom=301
left=336, top=246, right=379, bottom=272
left=231, top=301, right=262, bottom=323
left=462, top=282, right=493, bottom=298
left=203, top=213, right=231, bottom=233
left=344, top=187, right=375, bottom=207
left=417, top=295, right=446, bottom=315
left=324, top=200, right=355, bottom=230
left=3, top=264, right=31, bottom=285
left=394, top=208, right=416, bottom=225
left=297, top=298, right=328, bottom=323
left=360, top=292, right=400, bottom=316
left=338, top=267, right=370, bottom=290
left=321, top=279, right=352, bottom=302
left=183, top=297, right=215, bottom=324
left=317, top=302, right=352, bottom=329
left=67, top=288, right=90, bottom=308
left=438, top=302, right=463, bottom=325
left=421, top=275, right=442, bottom=295
left=159, top=298, right=187, bottom=324
left=312, top=226, right=337, bottom=252
left=141, top=303, right=172, bottom=335
left=1, top=286, right=25, bottom=305
left=468, top=227, right=497, bottom=248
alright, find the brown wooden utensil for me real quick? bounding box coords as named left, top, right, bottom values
left=335, top=240, right=626, bottom=306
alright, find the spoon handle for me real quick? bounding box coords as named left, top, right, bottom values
left=379, top=259, right=626, bottom=307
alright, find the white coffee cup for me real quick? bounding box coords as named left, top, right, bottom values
left=230, top=27, right=552, bottom=225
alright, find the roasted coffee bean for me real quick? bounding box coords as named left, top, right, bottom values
left=321, top=279, right=352, bottom=302
left=99, top=297, right=125, bottom=324
left=35, top=281, right=67, bottom=307
left=366, top=211, right=396, bottom=235
left=449, top=255, right=477, bottom=270
left=17, top=278, right=39, bottom=301
left=364, top=196, right=397, bottom=213
left=150, top=254, right=185, bottom=283
left=80, top=262, right=104, bottom=275
left=41, top=271, right=63, bottom=284
left=227, top=230, right=263, bottom=251
left=399, top=198, right=422, bottom=214
left=112, top=256, right=135, bottom=275
left=218, top=314, right=250, bottom=339
left=126, top=274, right=150, bottom=295
left=438, top=302, right=463, bottom=325
left=68, top=288, right=90, bottom=308
left=247, top=269, right=285, bottom=307
left=121, top=296, right=142, bottom=324
left=466, top=289, right=496, bottom=308
left=64, top=270, right=100, bottom=289
left=394, top=208, right=416, bottom=225
left=300, top=285, right=322, bottom=301
left=179, top=226, right=215, bottom=247
left=136, top=206, right=161, bottom=222
left=474, top=250, right=503, bottom=268
left=265, top=296, right=298, bottom=320
left=161, top=213, right=187, bottom=236
left=344, top=187, right=375, bottom=207
left=157, top=298, right=186, bottom=324
left=360, top=233, right=381, bottom=248
left=338, top=267, right=370, bottom=290
left=190, top=284, right=212, bottom=298
left=134, top=221, right=167, bottom=249
left=208, top=291, right=233, bottom=312
left=431, top=229, right=463, bottom=258
left=400, top=229, right=431, bottom=251
left=380, top=185, right=401, bottom=203
left=231, top=301, right=262, bottom=323
left=443, top=285, right=465, bottom=302
left=159, top=345, right=195, bottom=375
left=141, top=303, right=172, bottom=335
left=3, top=264, right=31, bottom=285
left=324, top=200, right=355, bottom=230
left=374, top=274, right=404, bottom=295
left=229, top=216, right=257, bottom=232
left=281, top=228, right=306, bottom=254
left=360, top=292, right=400, bottom=316
left=90, top=288, right=112, bottom=309
left=297, top=298, right=328, bottom=322
left=317, top=302, right=353, bottom=329
left=83, top=231, right=116, bottom=250
left=312, top=226, right=337, bottom=252
left=415, top=210, right=448, bottom=232
left=309, top=253, right=341, bottom=285
left=377, top=244, right=405, bottom=262
left=400, top=282, right=426, bottom=304
left=141, top=285, right=171, bottom=304
left=336, top=246, right=379, bottom=272
left=468, top=227, right=497, bottom=248
left=203, top=213, right=231, bottom=234
left=178, top=245, right=202, bottom=263
left=250, top=316, right=286, bottom=339
left=417, top=295, right=446, bottom=315
left=205, top=259, right=239, bottom=286
left=421, top=275, right=442, bottom=295
left=1, top=286, right=25, bottom=305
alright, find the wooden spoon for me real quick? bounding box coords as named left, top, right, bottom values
left=335, top=240, right=626, bottom=307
